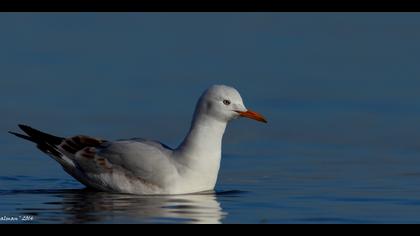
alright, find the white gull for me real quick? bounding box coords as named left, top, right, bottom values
left=9, top=85, right=267, bottom=195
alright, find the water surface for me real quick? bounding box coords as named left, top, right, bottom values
left=2, top=13, right=420, bottom=224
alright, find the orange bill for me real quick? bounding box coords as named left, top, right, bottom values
left=236, top=109, right=268, bottom=123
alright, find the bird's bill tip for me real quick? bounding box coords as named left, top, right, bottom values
left=236, top=109, right=268, bottom=123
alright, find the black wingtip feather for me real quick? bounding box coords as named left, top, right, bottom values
left=17, top=124, right=64, bottom=145
left=8, top=131, right=36, bottom=143
left=10, top=125, right=65, bottom=160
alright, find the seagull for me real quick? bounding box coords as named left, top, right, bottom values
left=9, top=85, right=267, bottom=195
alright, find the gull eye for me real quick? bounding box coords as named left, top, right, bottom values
left=223, top=99, right=231, bottom=105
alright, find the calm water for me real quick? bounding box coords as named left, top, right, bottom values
left=2, top=13, right=420, bottom=224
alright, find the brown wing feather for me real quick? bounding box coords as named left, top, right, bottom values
left=59, top=135, right=114, bottom=173
left=60, top=135, right=106, bottom=155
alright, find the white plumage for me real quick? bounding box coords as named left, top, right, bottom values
left=10, top=85, right=267, bottom=195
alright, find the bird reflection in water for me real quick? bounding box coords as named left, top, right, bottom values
left=31, top=189, right=228, bottom=224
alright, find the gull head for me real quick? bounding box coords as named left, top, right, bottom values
left=195, top=85, right=267, bottom=124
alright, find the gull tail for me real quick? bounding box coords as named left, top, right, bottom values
left=9, top=124, right=71, bottom=166
left=9, top=124, right=63, bottom=143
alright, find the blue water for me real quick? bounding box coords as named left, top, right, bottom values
left=2, top=13, right=420, bottom=224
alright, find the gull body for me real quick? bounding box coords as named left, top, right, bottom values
left=10, top=85, right=267, bottom=195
